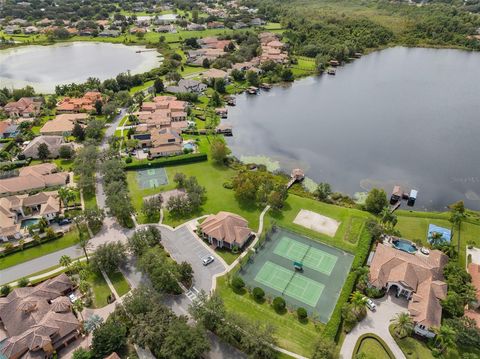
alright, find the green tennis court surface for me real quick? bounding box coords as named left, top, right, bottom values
left=136, top=167, right=168, bottom=189
left=274, top=236, right=338, bottom=275
left=255, top=261, right=324, bottom=307
left=239, top=228, right=354, bottom=322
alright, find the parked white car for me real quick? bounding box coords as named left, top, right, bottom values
left=202, top=255, right=215, bottom=266
left=364, top=297, right=377, bottom=311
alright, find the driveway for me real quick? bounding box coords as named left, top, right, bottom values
left=157, top=224, right=227, bottom=294
left=340, top=295, right=408, bottom=359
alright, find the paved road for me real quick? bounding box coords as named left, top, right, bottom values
left=0, top=217, right=131, bottom=285
left=158, top=224, right=226, bottom=293
left=340, top=294, right=408, bottom=359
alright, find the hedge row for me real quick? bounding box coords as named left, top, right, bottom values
left=324, top=224, right=373, bottom=340
left=0, top=233, right=63, bottom=258
left=0, top=158, right=31, bottom=171
left=352, top=333, right=396, bottom=359
left=124, top=152, right=207, bottom=170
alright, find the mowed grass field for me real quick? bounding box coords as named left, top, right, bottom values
left=215, top=193, right=372, bottom=355
left=216, top=276, right=320, bottom=356
left=395, top=210, right=480, bottom=266
left=127, top=136, right=262, bottom=228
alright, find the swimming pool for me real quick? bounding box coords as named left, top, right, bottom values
left=183, top=142, right=195, bottom=151
left=20, top=218, right=40, bottom=229
left=392, top=239, right=417, bottom=254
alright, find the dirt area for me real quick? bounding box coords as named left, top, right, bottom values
left=293, top=209, right=340, bottom=237
left=144, top=188, right=186, bottom=208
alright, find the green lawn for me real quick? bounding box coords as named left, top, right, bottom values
left=83, top=191, right=98, bottom=210
left=0, top=229, right=81, bottom=270
left=127, top=136, right=262, bottom=228
left=108, top=270, right=131, bottom=297
left=1, top=22, right=281, bottom=47
left=395, top=210, right=480, bottom=266
left=30, top=158, right=74, bottom=171
left=357, top=337, right=393, bottom=359
left=268, top=194, right=371, bottom=253
left=129, top=80, right=154, bottom=94
left=216, top=277, right=320, bottom=357
left=88, top=271, right=112, bottom=308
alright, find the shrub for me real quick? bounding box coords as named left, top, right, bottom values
left=0, top=285, right=11, bottom=297
left=252, top=287, right=265, bottom=301
left=124, top=153, right=207, bottom=170
left=231, top=276, right=245, bottom=291
left=297, top=307, right=308, bottom=320
left=125, top=156, right=133, bottom=164
left=272, top=296, right=286, bottom=313
left=18, top=277, right=30, bottom=287
left=323, top=272, right=357, bottom=340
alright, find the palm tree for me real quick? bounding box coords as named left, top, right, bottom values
left=355, top=266, right=370, bottom=291
left=380, top=207, right=397, bottom=229
left=433, top=325, right=456, bottom=354
left=72, top=299, right=84, bottom=321
left=78, top=236, right=91, bottom=263
left=350, top=291, right=368, bottom=318
left=58, top=188, right=76, bottom=208
left=84, top=314, right=103, bottom=334
left=59, top=255, right=72, bottom=270
left=390, top=312, right=414, bottom=338
left=78, top=281, right=91, bottom=295
left=18, top=239, right=25, bottom=251
left=429, top=231, right=444, bottom=247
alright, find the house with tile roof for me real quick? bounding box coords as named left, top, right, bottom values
left=0, top=191, right=60, bottom=242
left=369, top=243, right=448, bottom=338
left=56, top=91, right=102, bottom=113
left=0, top=163, right=69, bottom=197
left=22, top=136, right=74, bottom=159
left=3, top=98, right=41, bottom=118
left=0, top=273, right=80, bottom=359
left=134, top=96, right=188, bottom=130
left=40, top=113, right=88, bottom=136
left=200, top=211, right=253, bottom=250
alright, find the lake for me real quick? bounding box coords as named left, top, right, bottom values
left=226, top=47, right=480, bottom=210
left=0, top=42, right=161, bottom=93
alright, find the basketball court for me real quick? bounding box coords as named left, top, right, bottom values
left=136, top=167, right=168, bottom=189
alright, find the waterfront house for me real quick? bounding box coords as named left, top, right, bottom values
left=0, top=274, right=81, bottom=359
left=98, top=29, right=120, bottom=37
left=369, top=243, right=448, bottom=338
left=56, top=91, right=102, bottom=113
left=468, top=263, right=480, bottom=309
left=200, top=211, right=253, bottom=250
left=166, top=79, right=207, bottom=94
left=201, top=68, right=229, bottom=81
left=40, top=113, right=88, bottom=136
left=135, top=96, right=188, bottom=130
left=22, top=136, right=74, bottom=159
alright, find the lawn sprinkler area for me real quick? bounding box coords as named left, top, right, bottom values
left=293, top=209, right=340, bottom=237
left=136, top=167, right=168, bottom=189
left=239, top=228, right=353, bottom=322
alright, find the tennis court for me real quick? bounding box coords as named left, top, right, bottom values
left=136, top=167, right=168, bottom=189
left=273, top=236, right=338, bottom=275
left=239, top=228, right=353, bottom=322
left=255, top=261, right=324, bottom=307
